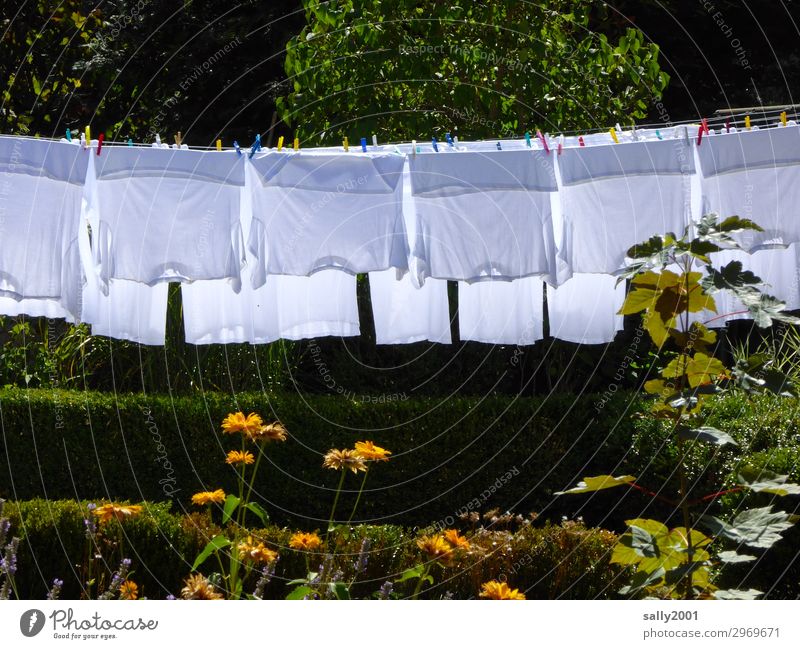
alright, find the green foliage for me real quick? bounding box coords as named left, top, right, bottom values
left=3, top=499, right=618, bottom=599
left=279, top=0, right=669, bottom=143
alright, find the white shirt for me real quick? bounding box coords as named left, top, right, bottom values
left=547, top=274, right=625, bottom=344
left=458, top=277, right=544, bottom=345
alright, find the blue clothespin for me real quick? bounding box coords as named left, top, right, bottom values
left=432, top=137, right=438, bottom=152
left=360, top=137, right=367, bottom=152
left=496, top=142, right=502, bottom=150
left=249, top=134, right=261, bottom=159
left=127, top=138, right=133, bottom=146
left=65, top=128, right=72, bottom=142
left=233, top=140, right=241, bottom=156
left=445, top=132, right=454, bottom=147
left=524, top=132, right=531, bottom=148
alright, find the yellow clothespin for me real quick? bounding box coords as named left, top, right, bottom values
left=174, top=131, right=182, bottom=147
left=85, top=125, right=91, bottom=143
left=609, top=127, right=619, bottom=144
left=293, top=137, right=300, bottom=151
left=781, top=111, right=788, bottom=127
left=277, top=136, right=284, bottom=151
left=343, top=137, right=349, bottom=152
left=216, top=139, right=222, bottom=151
left=745, top=116, right=751, bottom=130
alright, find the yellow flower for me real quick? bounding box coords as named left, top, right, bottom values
left=248, top=422, right=288, bottom=444
left=92, top=503, right=143, bottom=524
left=443, top=529, right=470, bottom=550
left=354, top=440, right=392, bottom=462
left=416, top=535, right=452, bottom=561
left=322, top=448, right=367, bottom=473
left=225, top=450, right=255, bottom=466
left=180, top=574, right=224, bottom=600
left=191, top=489, right=226, bottom=506
left=119, top=580, right=138, bottom=600
left=221, top=412, right=264, bottom=436
left=289, top=531, right=323, bottom=552
left=237, top=536, right=279, bottom=564
left=479, top=580, right=526, bottom=600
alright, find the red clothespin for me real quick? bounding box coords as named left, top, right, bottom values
left=725, top=118, right=730, bottom=133
left=696, top=124, right=704, bottom=146
left=701, top=118, right=709, bottom=135
left=96, top=133, right=104, bottom=155
left=536, top=129, right=550, bottom=154
left=578, top=136, right=585, bottom=147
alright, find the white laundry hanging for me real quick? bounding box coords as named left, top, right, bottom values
left=246, top=150, right=407, bottom=286
left=546, top=274, right=625, bottom=344
left=458, top=277, right=544, bottom=345
left=696, top=125, right=800, bottom=251
left=0, top=137, right=86, bottom=320
left=88, top=146, right=246, bottom=292
left=407, top=148, right=558, bottom=285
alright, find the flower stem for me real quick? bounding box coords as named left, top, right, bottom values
left=411, top=566, right=430, bottom=600
left=326, top=471, right=347, bottom=542
left=346, top=467, right=369, bottom=525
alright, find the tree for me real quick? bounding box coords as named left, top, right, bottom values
left=278, top=0, right=669, bottom=143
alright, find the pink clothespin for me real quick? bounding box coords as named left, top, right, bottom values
left=696, top=124, right=704, bottom=146
left=96, top=133, right=104, bottom=155
left=725, top=118, right=730, bottom=133
left=536, top=130, right=550, bottom=154
left=578, top=136, right=585, bottom=147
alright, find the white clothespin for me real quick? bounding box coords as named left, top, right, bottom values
left=372, top=134, right=379, bottom=151
left=411, top=139, right=417, bottom=156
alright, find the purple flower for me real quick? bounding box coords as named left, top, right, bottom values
left=99, top=558, right=131, bottom=600
left=47, top=578, right=64, bottom=600
left=253, top=561, right=277, bottom=599
left=354, top=538, right=371, bottom=575
left=378, top=581, right=393, bottom=600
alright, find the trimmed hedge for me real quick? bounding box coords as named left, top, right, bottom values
left=1, top=388, right=798, bottom=532
left=3, top=499, right=621, bottom=600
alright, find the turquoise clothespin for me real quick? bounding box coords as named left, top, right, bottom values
left=127, top=138, right=133, bottom=146
left=524, top=132, right=531, bottom=148
left=656, top=130, right=663, bottom=140
left=360, top=137, right=367, bottom=152
left=65, top=128, right=72, bottom=142
left=431, top=137, right=438, bottom=152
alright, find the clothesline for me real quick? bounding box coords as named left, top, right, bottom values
left=2, top=118, right=800, bottom=348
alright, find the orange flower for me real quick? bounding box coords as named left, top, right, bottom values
left=322, top=448, right=366, bottom=473
left=248, top=422, right=288, bottom=444
left=225, top=450, right=255, bottom=466
left=119, top=580, right=138, bottom=600
left=354, top=440, right=392, bottom=462
left=92, top=503, right=143, bottom=524
left=443, top=529, right=470, bottom=550
left=289, top=531, right=323, bottom=552
left=238, top=536, right=279, bottom=564
left=180, top=574, right=224, bottom=600
left=221, top=412, right=264, bottom=436
left=191, top=489, right=226, bottom=506
left=479, top=580, right=526, bottom=600
left=416, top=535, right=452, bottom=561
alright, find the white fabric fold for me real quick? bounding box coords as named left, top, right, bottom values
left=458, top=277, right=544, bottom=345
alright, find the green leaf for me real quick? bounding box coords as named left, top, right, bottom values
left=701, top=507, right=794, bottom=549
left=244, top=502, right=270, bottom=526
left=713, top=588, right=762, bottom=600
left=192, top=535, right=231, bottom=571
left=222, top=494, right=241, bottom=525
left=717, top=550, right=756, bottom=564
left=677, top=426, right=737, bottom=447
left=286, top=586, right=314, bottom=600
left=395, top=565, right=426, bottom=583
left=618, top=566, right=665, bottom=595
left=330, top=582, right=351, bottom=599
left=555, top=474, right=636, bottom=495
left=737, top=467, right=800, bottom=496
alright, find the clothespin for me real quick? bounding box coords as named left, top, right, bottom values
left=372, top=134, right=378, bottom=150
left=127, top=139, right=133, bottom=147
left=80, top=133, right=86, bottom=149
left=682, top=126, right=690, bottom=144
left=557, top=134, right=564, bottom=155
left=85, top=126, right=91, bottom=143
left=745, top=115, right=751, bottom=130
left=65, top=128, right=72, bottom=142
left=781, top=111, right=788, bottom=127
left=578, top=136, right=585, bottom=147
left=630, top=124, right=638, bottom=141
left=411, top=139, right=417, bottom=156
left=725, top=118, right=730, bottom=133
left=233, top=140, right=241, bottom=156
left=609, top=127, right=619, bottom=144
left=249, top=134, right=261, bottom=159
left=360, top=137, right=367, bottom=152
left=524, top=132, right=532, bottom=148
left=696, top=124, right=704, bottom=146
left=343, top=137, right=349, bottom=152
left=293, top=137, right=299, bottom=151
left=174, top=131, right=183, bottom=147
left=445, top=132, right=454, bottom=147
left=432, top=137, right=438, bottom=152
left=536, top=130, right=550, bottom=154
left=96, top=133, right=104, bottom=155
left=277, top=136, right=284, bottom=151
left=453, top=136, right=459, bottom=146
left=655, top=130, right=663, bottom=140
left=701, top=118, right=710, bottom=134
left=496, top=141, right=502, bottom=150
left=154, top=134, right=162, bottom=148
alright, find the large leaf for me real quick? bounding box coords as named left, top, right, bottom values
left=714, top=588, right=762, bottom=600
left=286, top=586, right=315, bottom=600
left=192, top=535, right=231, bottom=571
left=244, top=502, right=270, bottom=526
left=701, top=507, right=794, bottom=549
left=222, top=494, right=241, bottom=525
left=717, top=550, right=756, bottom=564
left=737, top=467, right=800, bottom=496
left=618, top=566, right=665, bottom=595
left=677, top=425, right=737, bottom=447
left=555, top=474, right=636, bottom=495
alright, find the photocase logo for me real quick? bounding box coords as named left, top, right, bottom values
left=20, top=609, right=45, bottom=637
